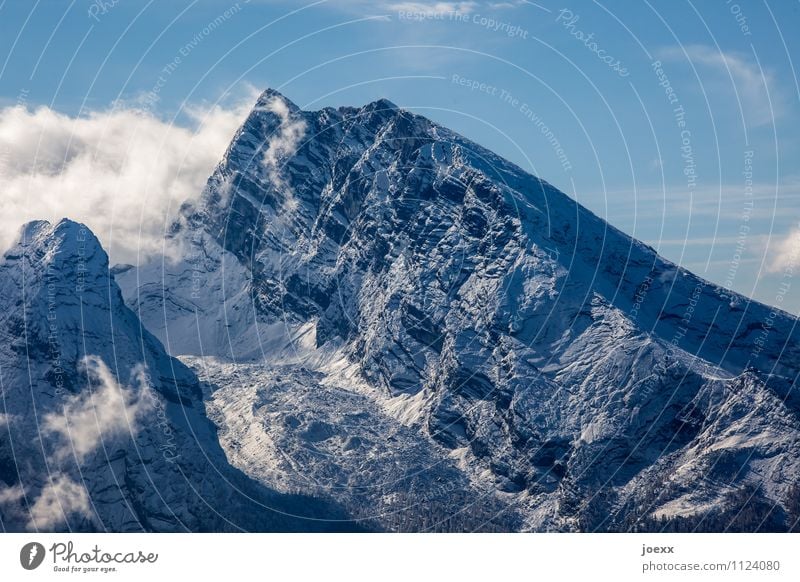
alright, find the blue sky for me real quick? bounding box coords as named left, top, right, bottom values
left=1, top=0, right=799, bottom=313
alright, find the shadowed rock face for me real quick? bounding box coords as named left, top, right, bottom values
left=120, top=89, right=800, bottom=531
left=0, top=219, right=363, bottom=532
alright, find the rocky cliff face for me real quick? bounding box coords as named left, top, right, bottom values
left=100, top=89, right=800, bottom=531
left=0, top=219, right=361, bottom=532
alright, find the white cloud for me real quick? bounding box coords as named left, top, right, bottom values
left=767, top=228, right=800, bottom=273
left=22, top=356, right=156, bottom=531
left=0, top=412, right=12, bottom=427
left=659, top=45, right=784, bottom=128
left=312, top=0, right=480, bottom=15
left=0, top=90, right=257, bottom=264
left=27, top=474, right=92, bottom=531
left=387, top=1, right=478, bottom=15
left=0, top=483, right=25, bottom=525
left=257, top=95, right=307, bottom=206
left=43, top=356, right=154, bottom=463
left=0, top=483, right=24, bottom=505
left=488, top=1, right=529, bottom=8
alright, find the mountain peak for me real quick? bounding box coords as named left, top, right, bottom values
left=0, top=218, right=204, bottom=407
left=254, top=90, right=399, bottom=115
left=117, top=90, right=800, bottom=532
left=255, top=87, right=300, bottom=113
left=15, top=217, right=97, bottom=244
left=344, top=97, right=401, bottom=123
left=7, top=218, right=106, bottom=276
left=17, top=218, right=50, bottom=243
left=0, top=223, right=358, bottom=534
left=7, top=217, right=101, bottom=262
left=364, top=97, right=399, bottom=111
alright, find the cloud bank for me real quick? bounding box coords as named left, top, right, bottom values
left=0, top=92, right=256, bottom=264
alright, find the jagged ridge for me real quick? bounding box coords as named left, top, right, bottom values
left=0, top=219, right=364, bottom=532
left=119, top=89, right=800, bottom=531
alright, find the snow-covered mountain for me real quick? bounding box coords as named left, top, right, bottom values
left=0, top=218, right=361, bottom=532
left=9, top=88, right=800, bottom=531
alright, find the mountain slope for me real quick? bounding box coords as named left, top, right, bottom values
left=0, top=219, right=362, bottom=532
left=119, top=89, right=800, bottom=531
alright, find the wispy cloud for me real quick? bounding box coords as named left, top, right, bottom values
left=317, top=0, right=524, bottom=17
left=27, top=474, right=93, bottom=531
left=0, top=483, right=24, bottom=505
left=658, top=44, right=785, bottom=128
left=0, top=482, right=25, bottom=525
left=386, top=1, right=478, bottom=16
left=489, top=0, right=531, bottom=8
left=0, top=89, right=257, bottom=263
left=43, top=356, right=154, bottom=464
left=257, top=95, right=307, bottom=208
left=21, top=356, right=155, bottom=531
